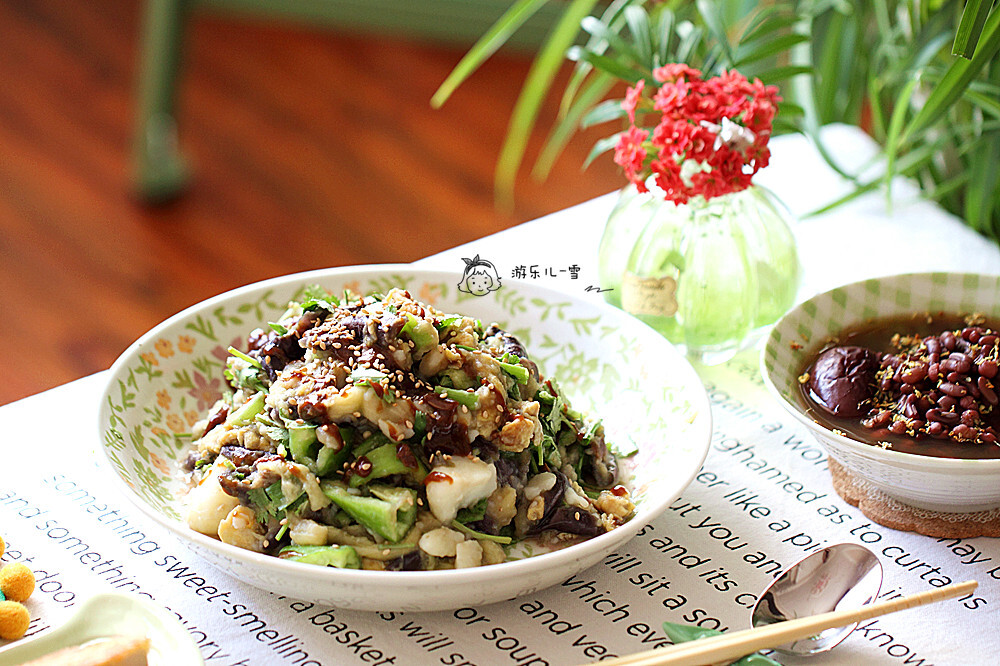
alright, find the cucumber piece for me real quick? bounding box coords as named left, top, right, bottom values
left=288, top=424, right=319, bottom=463
left=349, top=443, right=427, bottom=487
left=321, top=482, right=417, bottom=542
left=226, top=392, right=266, bottom=426
left=401, top=312, right=438, bottom=353
left=278, top=544, right=361, bottom=569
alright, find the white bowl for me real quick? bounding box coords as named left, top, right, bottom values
left=761, top=272, right=1000, bottom=513
left=98, top=265, right=711, bottom=610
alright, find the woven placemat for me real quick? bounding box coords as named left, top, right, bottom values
left=830, top=458, right=1000, bottom=538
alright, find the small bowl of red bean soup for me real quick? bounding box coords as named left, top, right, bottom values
left=761, top=272, right=1000, bottom=513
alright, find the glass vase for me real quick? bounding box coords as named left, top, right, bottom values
left=597, top=184, right=800, bottom=365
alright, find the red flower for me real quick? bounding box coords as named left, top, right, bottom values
left=622, top=79, right=645, bottom=124
left=612, top=65, right=781, bottom=204
left=614, top=126, right=650, bottom=187
left=653, top=64, right=702, bottom=83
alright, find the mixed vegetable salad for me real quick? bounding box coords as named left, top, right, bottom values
left=183, top=287, right=634, bottom=570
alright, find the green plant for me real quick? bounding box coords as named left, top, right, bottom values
left=432, top=0, right=1000, bottom=243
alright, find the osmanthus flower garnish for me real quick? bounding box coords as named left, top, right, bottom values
left=182, top=287, right=634, bottom=571
left=614, top=64, right=781, bottom=204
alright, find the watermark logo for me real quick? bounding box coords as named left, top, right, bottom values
left=457, top=255, right=501, bottom=297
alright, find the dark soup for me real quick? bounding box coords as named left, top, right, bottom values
left=798, top=312, right=1000, bottom=460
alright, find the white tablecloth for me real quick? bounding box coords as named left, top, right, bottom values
left=2, top=125, right=999, bottom=665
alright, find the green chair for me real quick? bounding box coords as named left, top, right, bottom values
left=133, top=0, right=564, bottom=201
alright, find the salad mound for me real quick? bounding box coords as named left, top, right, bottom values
left=183, top=287, right=634, bottom=571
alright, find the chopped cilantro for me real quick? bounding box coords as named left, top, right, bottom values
left=450, top=520, right=511, bottom=545
left=455, top=497, right=488, bottom=524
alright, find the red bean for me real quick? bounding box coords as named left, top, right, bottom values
left=927, top=421, right=946, bottom=437
left=937, top=396, right=957, bottom=411
left=940, top=382, right=967, bottom=397
left=948, top=352, right=972, bottom=373
left=926, top=408, right=960, bottom=424
left=978, top=376, right=998, bottom=405
left=951, top=424, right=974, bottom=439
left=925, top=337, right=940, bottom=355
left=979, top=359, right=998, bottom=379
left=901, top=364, right=928, bottom=384
left=961, top=409, right=979, bottom=426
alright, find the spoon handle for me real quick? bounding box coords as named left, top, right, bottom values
left=601, top=580, right=977, bottom=666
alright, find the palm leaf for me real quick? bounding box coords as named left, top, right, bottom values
left=494, top=0, right=602, bottom=206
left=902, top=5, right=1000, bottom=144
left=953, top=0, right=994, bottom=58
left=430, top=0, right=551, bottom=108
left=535, top=70, right=618, bottom=179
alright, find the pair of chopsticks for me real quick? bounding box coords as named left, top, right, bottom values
left=600, top=580, right=977, bottom=666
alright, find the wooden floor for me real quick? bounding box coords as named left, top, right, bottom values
left=0, top=0, right=622, bottom=404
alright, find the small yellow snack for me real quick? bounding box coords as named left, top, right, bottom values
left=0, top=600, right=30, bottom=640
left=0, top=563, right=35, bottom=603
left=0, top=535, right=5, bottom=559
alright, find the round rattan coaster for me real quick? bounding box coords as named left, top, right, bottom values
left=829, top=458, right=1000, bottom=538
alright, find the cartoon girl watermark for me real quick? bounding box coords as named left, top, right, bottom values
left=457, top=255, right=502, bottom=297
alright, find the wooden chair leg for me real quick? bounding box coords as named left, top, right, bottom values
left=133, top=0, right=190, bottom=202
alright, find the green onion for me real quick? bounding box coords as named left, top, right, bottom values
left=435, top=386, right=479, bottom=409
left=496, top=359, right=529, bottom=384
left=227, top=346, right=261, bottom=369
left=268, top=322, right=288, bottom=335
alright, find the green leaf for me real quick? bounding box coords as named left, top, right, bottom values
left=883, top=74, right=921, bottom=198
left=623, top=5, right=653, bottom=66
left=568, top=47, right=646, bottom=82
left=953, top=0, right=994, bottom=59
left=580, top=15, right=642, bottom=65
left=964, top=133, right=1000, bottom=232
left=963, top=87, right=1000, bottom=119
left=584, top=132, right=623, bottom=169
left=581, top=98, right=627, bottom=128
left=752, top=65, right=812, bottom=84
left=903, top=6, right=1000, bottom=144
left=653, top=7, right=676, bottom=66
left=535, top=70, right=617, bottom=179
left=430, top=0, right=550, bottom=108
left=733, top=32, right=810, bottom=66
left=558, top=0, right=635, bottom=118
left=696, top=0, right=734, bottom=65
left=495, top=0, right=602, bottom=205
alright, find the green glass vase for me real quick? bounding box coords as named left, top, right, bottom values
left=597, top=184, right=800, bottom=365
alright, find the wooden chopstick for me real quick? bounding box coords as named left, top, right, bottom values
left=600, top=580, right=977, bottom=666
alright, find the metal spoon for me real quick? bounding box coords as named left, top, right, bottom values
left=751, top=542, right=883, bottom=656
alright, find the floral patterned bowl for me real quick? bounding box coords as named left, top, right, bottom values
left=761, top=272, right=1000, bottom=513
left=98, top=265, right=712, bottom=610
